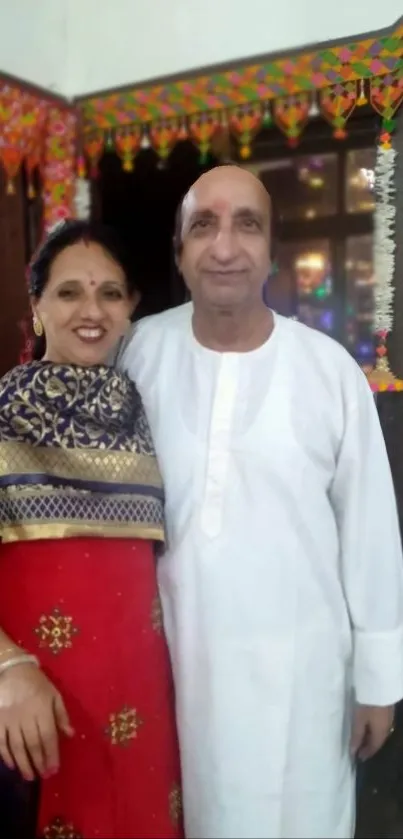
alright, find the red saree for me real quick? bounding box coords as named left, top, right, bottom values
left=0, top=537, right=183, bottom=839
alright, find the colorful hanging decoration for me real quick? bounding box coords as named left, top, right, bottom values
left=0, top=85, right=47, bottom=194
left=150, top=122, right=179, bottom=162
left=139, top=127, right=151, bottom=150
left=115, top=127, right=141, bottom=171
left=189, top=115, right=219, bottom=163
left=1, top=147, right=22, bottom=195
left=230, top=107, right=262, bottom=158
left=357, top=79, right=368, bottom=107
left=320, top=81, right=357, bottom=139
left=83, top=134, right=104, bottom=177
left=261, top=102, right=273, bottom=127
left=274, top=94, right=310, bottom=146
left=77, top=21, right=403, bottom=171
left=25, top=138, right=42, bottom=199
left=368, top=136, right=403, bottom=392
left=78, top=23, right=403, bottom=132
left=210, top=112, right=232, bottom=161
left=0, top=81, right=77, bottom=229
left=42, top=106, right=77, bottom=231
left=370, top=70, right=403, bottom=149
left=307, top=94, right=320, bottom=118
left=177, top=120, right=189, bottom=142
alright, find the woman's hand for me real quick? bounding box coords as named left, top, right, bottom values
left=0, top=662, right=74, bottom=781
left=350, top=703, right=395, bottom=761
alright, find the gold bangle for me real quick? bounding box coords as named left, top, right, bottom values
left=0, top=646, right=24, bottom=660
left=0, top=654, right=39, bottom=675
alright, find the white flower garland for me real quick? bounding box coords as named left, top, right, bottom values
left=74, top=177, right=91, bottom=220
left=373, top=145, right=396, bottom=334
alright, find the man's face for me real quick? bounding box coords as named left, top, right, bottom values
left=178, top=167, right=271, bottom=311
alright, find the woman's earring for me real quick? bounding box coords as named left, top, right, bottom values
left=33, top=315, right=43, bottom=337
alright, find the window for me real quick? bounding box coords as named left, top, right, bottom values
left=345, top=234, right=374, bottom=364
left=251, top=144, right=376, bottom=366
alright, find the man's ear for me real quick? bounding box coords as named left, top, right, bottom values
left=173, top=236, right=182, bottom=276
left=129, top=290, right=141, bottom=319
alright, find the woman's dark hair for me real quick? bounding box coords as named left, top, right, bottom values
left=28, top=219, right=136, bottom=360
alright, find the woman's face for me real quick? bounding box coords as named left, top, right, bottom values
left=33, top=240, right=137, bottom=366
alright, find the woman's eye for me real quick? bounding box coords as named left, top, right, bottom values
left=103, top=289, right=124, bottom=299
left=58, top=288, right=76, bottom=298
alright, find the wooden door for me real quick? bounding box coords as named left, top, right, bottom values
left=0, top=168, right=32, bottom=375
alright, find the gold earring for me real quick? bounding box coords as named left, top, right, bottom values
left=33, top=315, right=43, bottom=337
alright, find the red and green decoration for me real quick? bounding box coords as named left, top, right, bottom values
left=189, top=115, right=223, bottom=163
left=76, top=21, right=403, bottom=174
left=0, top=82, right=77, bottom=230
left=370, top=69, right=403, bottom=148
left=320, top=81, right=358, bottom=139
left=77, top=70, right=403, bottom=177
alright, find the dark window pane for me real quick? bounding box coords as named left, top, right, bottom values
left=345, top=149, right=376, bottom=214
left=273, top=240, right=334, bottom=334
left=257, top=154, right=338, bottom=221
left=345, top=234, right=375, bottom=366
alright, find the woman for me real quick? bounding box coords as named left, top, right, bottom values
left=0, top=220, right=183, bottom=839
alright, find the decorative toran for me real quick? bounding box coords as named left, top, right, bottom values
left=0, top=81, right=77, bottom=231
left=77, top=24, right=403, bottom=168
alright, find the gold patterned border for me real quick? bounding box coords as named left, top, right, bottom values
left=0, top=441, right=162, bottom=489
left=1, top=521, right=164, bottom=544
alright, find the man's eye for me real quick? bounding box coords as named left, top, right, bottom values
left=241, top=217, right=260, bottom=230
left=191, top=219, right=211, bottom=231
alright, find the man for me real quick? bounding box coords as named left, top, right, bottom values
left=119, top=165, right=403, bottom=839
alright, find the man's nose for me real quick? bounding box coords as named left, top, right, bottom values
left=210, top=228, right=238, bottom=263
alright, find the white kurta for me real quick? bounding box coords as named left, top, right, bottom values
left=121, top=303, right=403, bottom=839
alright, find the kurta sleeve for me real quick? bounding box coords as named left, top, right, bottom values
left=329, top=370, right=403, bottom=707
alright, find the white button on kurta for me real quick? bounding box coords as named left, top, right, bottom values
left=121, top=303, right=403, bottom=839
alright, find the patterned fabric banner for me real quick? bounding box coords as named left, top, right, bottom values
left=0, top=82, right=77, bottom=230
left=42, top=107, right=77, bottom=231
left=78, top=25, right=403, bottom=132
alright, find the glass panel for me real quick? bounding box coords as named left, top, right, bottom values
left=258, top=154, right=338, bottom=221
left=345, top=234, right=375, bottom=367
left=345, top=148, right=376, bottom=214
left=273, top=240, right=334, bottom=334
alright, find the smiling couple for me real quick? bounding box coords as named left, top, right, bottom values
left=0, top=164, right=402, bottom=839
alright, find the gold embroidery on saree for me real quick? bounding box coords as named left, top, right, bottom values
left=106, top=706, right=143, bottom=746
left=41, top=816, right=83, bottom=838
left=35, top=607, right=79, bottom=655
left=169, top=783, right=183, bottom=825
left=151, top=593, right=163, bottom=633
